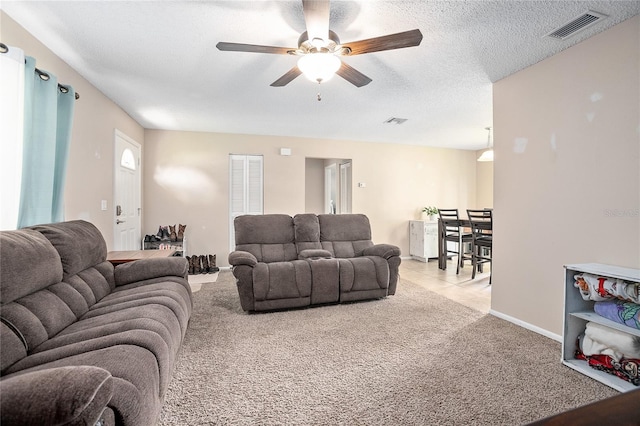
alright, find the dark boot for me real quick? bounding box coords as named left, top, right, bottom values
left=161, top=226, right=171, bottom=241
left=186, top=256, right=193, bottom=275
left=191, top=255, right=201, bottom=274
left=200, top=255, right=209, bottom=273
left=156, top=226, right=163, bottom=240
left=209, top=254, right=219, bottom=272
left=169, top=225, right=177, bottom=242
left=177, top=224, right=186, bottom=241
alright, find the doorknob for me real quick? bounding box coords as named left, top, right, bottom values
left=116, top=219, right=126, bottom=225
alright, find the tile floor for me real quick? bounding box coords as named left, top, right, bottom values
left=400, top=257, right=491, bottom=313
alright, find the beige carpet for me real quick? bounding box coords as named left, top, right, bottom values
left=159, top=271, right=618, bottom=425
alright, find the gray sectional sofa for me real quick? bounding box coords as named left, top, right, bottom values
left=228, top=213, right=401, bottom=312
left=0, top=220, right=192, bottom=425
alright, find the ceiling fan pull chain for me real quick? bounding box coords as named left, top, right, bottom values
left=317, top=92, right=322, bottom=101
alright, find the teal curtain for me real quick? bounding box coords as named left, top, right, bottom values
left=17, top=56, right=75, bottom=228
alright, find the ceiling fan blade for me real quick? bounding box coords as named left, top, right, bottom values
left=336, top=62, right=372, bottom=87
left=270, top=66, right=302, bottom=87
left=216, top=42, right=293, bottom=55
left=343, top=29, right=423, bottom=56
left=302, top=0, right=330, bottom=43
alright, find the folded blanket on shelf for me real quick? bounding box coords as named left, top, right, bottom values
left=575, top=346, right=640, bottom=386
left=580, top=322, right=640, bottom=361
left=594, top=300, right=640, bottom=330
left=574, top=273, right=640, bottom=304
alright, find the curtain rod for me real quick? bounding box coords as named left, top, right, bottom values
left=0, top=42, right=80, bottom=100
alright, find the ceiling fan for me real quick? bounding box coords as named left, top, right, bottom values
left=216, top=0, right=423, bottom=88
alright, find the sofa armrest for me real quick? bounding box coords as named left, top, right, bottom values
left=363, top=243, right=401, bottom=259
left=0, top=366, right=113, bottom=426
left=114, top=256, right=188, bottom=286
left=298, top=249, right=333, bottom=260
left=228, top=250, right=258, bottom=267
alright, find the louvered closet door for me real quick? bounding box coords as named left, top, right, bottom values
left=229, top=154, right=263, bottom=251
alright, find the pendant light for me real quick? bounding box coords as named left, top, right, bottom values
left=477, top=126, right=494, bottom=162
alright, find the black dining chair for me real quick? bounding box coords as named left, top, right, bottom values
left=437, top=208, right=473, bottom=274
left=466, top=209, right=493, bottom=283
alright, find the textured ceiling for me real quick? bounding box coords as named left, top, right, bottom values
left=2, top=1, right=638, bottom=150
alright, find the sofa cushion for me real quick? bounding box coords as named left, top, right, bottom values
left=0, top=322, right=27, bottom=372
left=253, top=260, right=311, bottom=301
left=318, top=214, right=372, bottom=241
left=4, top=328, right=172, bottom=395
left=318, top=214, right=374, bottom=258
left=115, top=257, right=188, bottom=286
left=234, top=214, right=297, bottom=262
left=0, top=366, right=113, bottom=426
left=0, top=229, right=63, bottom=304
left=338, top=257, right=390, bottom=292
left=89, top=282, right=192, bottom=335
left=0, top=264, right=115, bottom=358
left=3, top=344, right=162, bottom=425
left=29, top=220, right=108, bottom=280
left=293, top=213, right=322, bottom=253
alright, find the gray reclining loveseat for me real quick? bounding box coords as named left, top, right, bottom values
left=0, top=220, right=192, bottom=425
left=228, top=213, right=401, bottom=312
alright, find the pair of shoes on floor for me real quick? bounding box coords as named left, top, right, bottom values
left=154, top=224, right=187, bottom=242
left=157, top=224, right=187, bottom=242
left=186, top=254, right=218, bottom=275
left=144, top=234, right=161, bottom=242
left=156, top=226, right=170, bottom=241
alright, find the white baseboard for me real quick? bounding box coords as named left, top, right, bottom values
left=489, top=309, right=562, bottom=342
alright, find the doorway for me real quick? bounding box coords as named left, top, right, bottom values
left=324, top=163, right=337, bottom=214
left=305, top=158, right=352, bottom=214
left=113, top=130, right=141, bottom=250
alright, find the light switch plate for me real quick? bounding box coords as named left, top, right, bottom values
left=101, top=200, right=107, bottom=211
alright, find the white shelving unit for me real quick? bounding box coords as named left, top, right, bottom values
left=562, top=263, right=640, bottom=392
left=142, top=236, right=186, bottom=256
left=409, top=220, right=439, bottom=262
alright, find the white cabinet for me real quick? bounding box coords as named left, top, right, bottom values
left=409, top=220, right=438, bottom=262
left=562, top=263, right=640, bottom=392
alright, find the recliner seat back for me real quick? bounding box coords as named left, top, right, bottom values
left=318, top=214, right=374, bottom=257
left=234, top=214, right=297, bottom=263
left=293, top=213, right=323, bottom=254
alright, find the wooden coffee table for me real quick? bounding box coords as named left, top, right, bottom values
left=107, top=249, right=178, bottom=265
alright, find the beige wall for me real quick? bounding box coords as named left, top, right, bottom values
left=1, top=12, right=144, bottom=248
left=492, top=16, right=640, bottom=337
left=304, top=158, right=325, bottom=213
left=475, top=151, right=494, bottom=208
left=143, top=130, right=479, bottom=264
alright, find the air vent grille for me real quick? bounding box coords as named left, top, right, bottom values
left=383, top=117, right=408, bottom=125
left=546, top=10, right=608, bottom=40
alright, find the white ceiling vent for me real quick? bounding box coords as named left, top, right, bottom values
left=384, top=117, right=408, bottom=125
left=546, top=10, right=608, bottom=40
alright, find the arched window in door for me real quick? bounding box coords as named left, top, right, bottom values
left=120, top=148, right=136, bottom=170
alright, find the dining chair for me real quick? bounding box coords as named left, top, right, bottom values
left=437, top=208, right=473, bottom=274
left=466, top=209, right=493, bottom=283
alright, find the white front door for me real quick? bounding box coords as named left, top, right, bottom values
left=114, top=130, right=141, bottom=250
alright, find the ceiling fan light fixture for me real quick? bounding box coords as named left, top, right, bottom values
left=477, top=126, right=494, bottom=162
left=297, top=52, right=341, bottom=83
